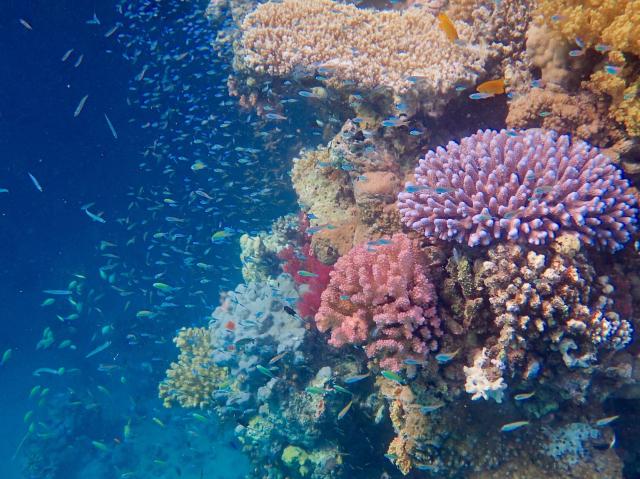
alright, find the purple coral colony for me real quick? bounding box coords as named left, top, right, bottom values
left=158, top=1, right=640, bottom=478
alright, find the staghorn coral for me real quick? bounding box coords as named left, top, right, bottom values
left=315, top=233, right=442, bottom=371
left=159, top=327, right=229, bottom=409
left=239, top=0, right=486, bottom=117
left=398, top=129, right=638, bottom=251
left=462, top=235, right=633, bottom=403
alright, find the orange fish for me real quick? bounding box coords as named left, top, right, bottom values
left=437, top=13, right=458, bottom=42
left=224, top=320, right=236, bottom=331
left=476, top=79, right=506, bottom=95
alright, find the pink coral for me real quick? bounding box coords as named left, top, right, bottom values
left=315, top=233, right=441, bottom=371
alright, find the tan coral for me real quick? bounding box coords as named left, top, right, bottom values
left=159, top=327, right=230, bottom=409
left=506, top=87, right=624, bottom=148
left=239, top=0, right=486, bottom=116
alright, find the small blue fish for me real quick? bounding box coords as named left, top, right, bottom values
left=434, top=186, right=455, bottom=194
left=381, top=370, right=404, bottom=384
left=298, top=90, right=315, bottom=98
left=604, top=65, right=621, bottom=75
left=28, top=172, right=43, bottom=192
left=409, top=129, right=423, bottom=136
left=420, top=403, right=444, bottom=413
left=297, top=270, right=319, bottom=278
left=514, top=391, right=535, bottom=401
left=435, top=349, right=459, bottom=363
left=595, top=44, right=611, bottom=53
left=569, top=49, right=585, bottom=57
left=505, top=130, right=518, bottom=137
left=539, top=111, right=551, bottom=117
left=531, top=79, right=543, bottom=88
left=344, top=372, right=370, bottom=384
left=455, top=85, right=466, bottom=92
left=403, top=358, right=424, bottom=366
left=469, top=92, right=493, bottom=100
left=595, top=415, right=619, bottom=427
left=265, top=113, right=287, bottom=120
left=575, top=37, right=585, bottom=48
left=405, top=185, right=430, bottom=193
left=500, top=420, right=530, bottom=432
left=416, top=464, right=436, bottom=471
left=381, top=117, right=406, bottom=128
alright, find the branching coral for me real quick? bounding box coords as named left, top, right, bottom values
left=315, top=233, right=442, bottom=371
left=398, top=129, right=638, bottom=250
left=239, top=0, right=486, bottom=116
left=159, top=327, right=229, bottom=409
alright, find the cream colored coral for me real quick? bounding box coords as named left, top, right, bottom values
left=240, top=0, right=485, bottom=114
left=159, top=327, right=229, bottom=409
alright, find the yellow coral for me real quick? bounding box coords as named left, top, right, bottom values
left=159, top=327, right=229, bottom=409
left=536, top=1, right=640, bottom=136
left=537, top=0, right=640, bottom=56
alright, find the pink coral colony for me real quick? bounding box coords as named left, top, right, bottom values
left=315, top=233, right=441, bottom=371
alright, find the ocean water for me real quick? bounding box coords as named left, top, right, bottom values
left=1, top=1, right=639, bottom=479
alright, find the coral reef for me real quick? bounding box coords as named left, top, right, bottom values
left=159, top=327, right=230, bottom=409
left=398, top=129, right=638, bottom=250
left=315, top=233, right=441, bottom=371
left=239, top=0, right=487, bottom=117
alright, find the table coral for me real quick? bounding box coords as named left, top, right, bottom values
left=239, top=0, right=486, bottom=117
left=315, top=233, right=442, bottom=371
left=398, top=129, right=638, bottom=250
left=159, top=327, right=229, bottom=409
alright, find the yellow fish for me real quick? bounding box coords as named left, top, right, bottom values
left=477, top=78, right=506, bottom=95
left=437, top=13, right=458, bottom=42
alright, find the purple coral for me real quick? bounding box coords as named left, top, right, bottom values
left=398, top=129, right=637, bottom=251
left=315, top=233, right=441, bottom=371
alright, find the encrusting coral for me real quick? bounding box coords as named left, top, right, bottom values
left=159, top=327, right=229, bottom=409
left=398, top=129, right=638, bottom=250
left=315, top=233, right=441, bottom=371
